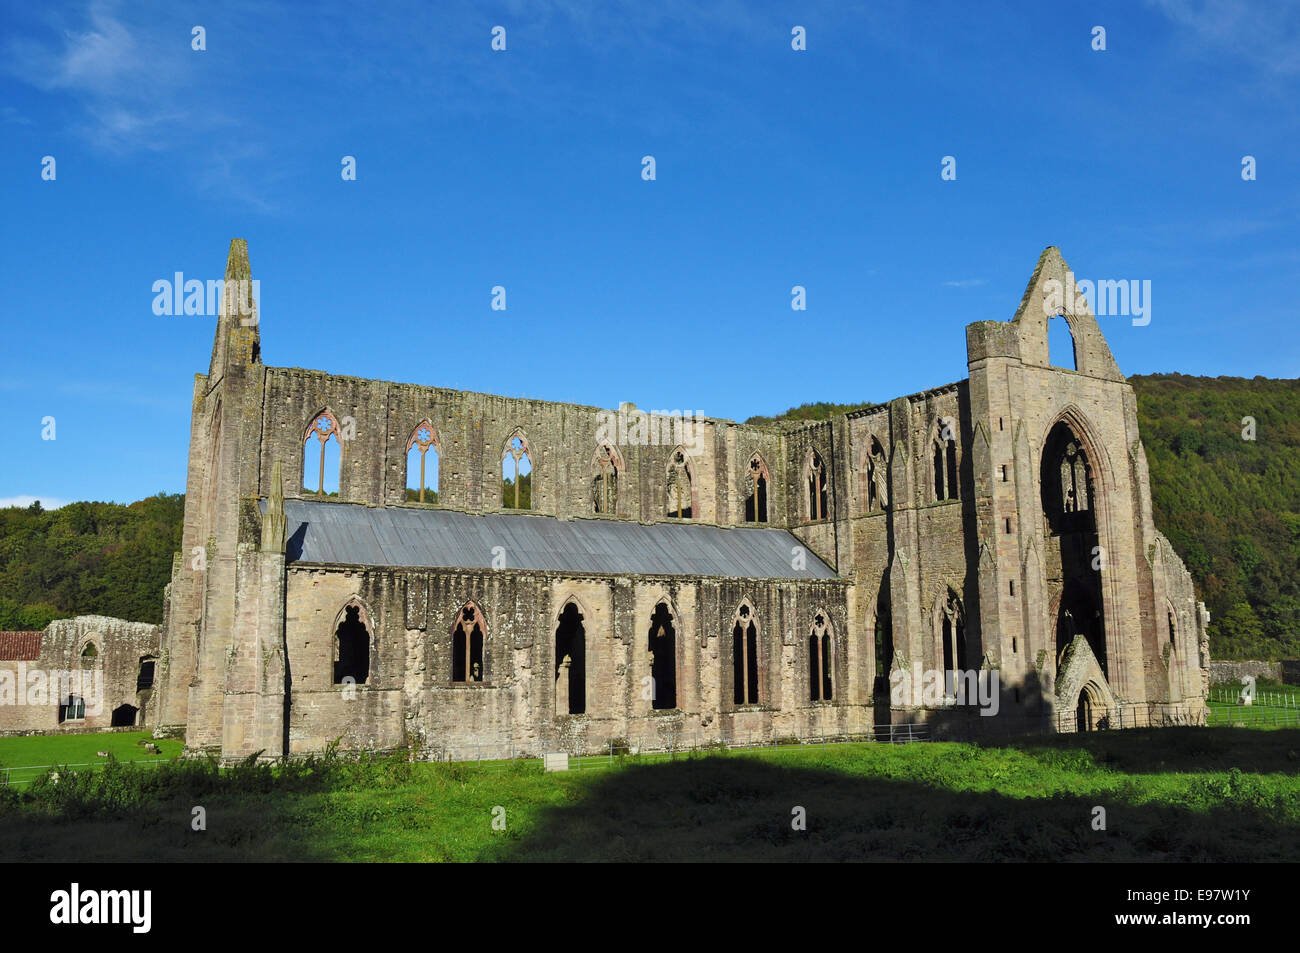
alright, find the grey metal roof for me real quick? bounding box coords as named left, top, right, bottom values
left=268, top=499, right=836, bottom=580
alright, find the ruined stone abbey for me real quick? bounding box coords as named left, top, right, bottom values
left=16, top=240, right=1211, bottom=758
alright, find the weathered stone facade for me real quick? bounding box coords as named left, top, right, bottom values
left=150, top=240, right=1209, bottom=761
left=0, top=617, right=161, bottom=734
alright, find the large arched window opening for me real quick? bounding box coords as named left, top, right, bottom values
left=808, top=612, right=833, bottom=701
left=451, top=601, right=486, bottom=683
left=744, top=454, right=769, bottom=523
left=648, top=602, right=677, bottom=710
left=333, top=602, right=371, bottom=685
left=1042, top=419, right=1107, bottom=679
left=555, top=602, right=586, bottom=715
left=732, top=603, right=760, bottom=705
left=502, top=432, right=533, bottom=510
left=406, top=421, right=440, bottom=503
left=592, top=443, right=622, bottom=515
left=806, top=450, right=828, bottom=521
left=304, top=411, right=342, bottom=497
left=1042, top=425, right=1095, bottom=531
left=665, top=449, right=693, bottom=519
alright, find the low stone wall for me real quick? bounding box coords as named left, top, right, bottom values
left=0, top=724, right=149, bottom=739
left=1207, top=660, right=1285, bottom=685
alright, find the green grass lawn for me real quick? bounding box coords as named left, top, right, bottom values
left=1209, top=681, right=1300, bottom=702
left=0, top=726, right=1297, bottom=862
left=0, top=732, right=184, bottom=786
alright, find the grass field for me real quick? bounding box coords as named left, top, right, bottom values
left=0, top=732, right=185, bottom=786
left=0, top=725, right=1297, bottom=862
left=1209, top=681, right=1300, bottom=706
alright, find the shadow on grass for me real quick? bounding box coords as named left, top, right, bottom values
left=0, top=754, right=351, bottom=862
left=968, top=726, right=1300, bottom=776
left=481, top=753, right=1300, bottom=862
left=3, top=735, right=1299, bottom=862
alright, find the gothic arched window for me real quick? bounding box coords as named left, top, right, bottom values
left=807, top=450, right=828, bottom=521
left=555, top=602, right=586, bottom=715
left=745, top=454, right=769, bottom=523
left=592, top=443, right=622, bottom=515
left=938, top=590, right=968, bottom=697
left=406, top=421, right=440, bottom=503
left=1041, top=421, right=1097, bottom=533
left=333, top=602, right=371, bottom=685
left=451, top=602, right=487, bottom=683
left=932, top=429, right=958, bottom=502
left=649, top=602, right=677, bottom=710
left=666, top=449, right=693, bottom=519
left=809, top=612, right=833, bottom=701
left=732, top=603, right=760, bottom=705
left=865, top=437, right=889, bottom=512
left=304, top=411, right=342, bottom=496
left=502, top=432, right=533, bottom=510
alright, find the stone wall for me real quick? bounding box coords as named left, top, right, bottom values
left=1207, top=660, right=1283, bottom=685
left=256, top=367, right=796, bottom=531
left=279, top=563, right=853, bottom=758
left=0, top=616, right=160, bottom=733
left=150, top=240, right=1211, bottom=760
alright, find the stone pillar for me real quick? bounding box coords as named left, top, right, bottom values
left=556, top=655, right=571, bottom=716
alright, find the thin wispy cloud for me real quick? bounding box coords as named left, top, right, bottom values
left=1148, top=0, right=1300, bottom=75
left=5, top=0, right=201, bottom=153
left=944, top=279, right=987, bottom=288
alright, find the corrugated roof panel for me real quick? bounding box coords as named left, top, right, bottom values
left=268, top=500, right=836, bottom=580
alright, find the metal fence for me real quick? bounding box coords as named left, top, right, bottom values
left=1, top=757, right=171, bottom=787
left=1207, top=686, right=1300, bottom=708
left=1206, top=704, right=1300, bottom=729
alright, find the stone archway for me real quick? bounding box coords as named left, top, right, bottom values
left=1056, top=634, right=1118, bottom=732
left=1075, top=681, right=1106, bottom=732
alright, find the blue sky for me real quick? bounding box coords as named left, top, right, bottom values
left=2, top=0, right=1297, bottom=507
